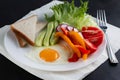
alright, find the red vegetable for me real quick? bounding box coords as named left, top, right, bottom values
left=75, top=45, right=90, bottom=54
left=68, top=53, right=79, bottom=62
left=82, top=26, right=104, bottom=47
left=61, top=27, right=68, bottom=35
left=66, top=26, right=74, bottom=31
left=84, top=39, right=97, bottom=53
left=87, top=36, right=103, bottom=47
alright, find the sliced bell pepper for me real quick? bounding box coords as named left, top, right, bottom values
left=60, top=27, right=68, bottom=35
left=82, top=54, right=88, bottom=60
left=75, top=45, right=90, bottom=60
left=55, top=32, right=81, bottom=57
left=75, top=45, right=90, bottom=54
left=68, top=53, right=79, bottom=62
left=68, top=31, right=86, bottom=49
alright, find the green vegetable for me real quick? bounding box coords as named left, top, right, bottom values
left=43, top=22, right=54, bottom=46
left=35, top=28, right=46, bottom=47
left=50, top=21, right=59, bottom=45
left=45, top=0, right=88, bottom=30
left=77, top=15, right=98, bottom=30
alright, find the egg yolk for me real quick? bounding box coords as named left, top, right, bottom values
left=39, top=48, right=59, bottom=62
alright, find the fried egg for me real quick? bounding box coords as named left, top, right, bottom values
left=26, top=41, right=73, bottom=64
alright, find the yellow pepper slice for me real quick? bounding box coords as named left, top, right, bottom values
left=82, top=54, right=88, bottom=60
left=55, top=32, right=81, bottom=57
left=68, top=31, right=86, bottom=49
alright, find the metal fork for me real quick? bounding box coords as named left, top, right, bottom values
left=97, top=10, right=119, bottom=63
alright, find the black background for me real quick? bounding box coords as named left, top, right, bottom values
left=0, top=0, right=120, bottom=80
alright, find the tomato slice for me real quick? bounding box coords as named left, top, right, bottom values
left=87, top=36, right=103, bottom=47
left=82, top=30, right=103, bottom=39
left=82, top=27, right=100, bottom=30
left=82, top=27, right=104, bottom=47
left=84, top=39, right=97, bottom=53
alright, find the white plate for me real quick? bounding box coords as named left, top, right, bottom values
left=3, top=1, right=106, bottom=71
left=4, top=29, right=106, bottom=71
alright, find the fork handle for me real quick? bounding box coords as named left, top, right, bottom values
left=105, top=33, right=119, bottom=63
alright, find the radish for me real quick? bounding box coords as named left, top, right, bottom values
left=66, top=26, right=74, bottom=31
left=73, top=28, right=78, bottom=32
left=56, top=25, right=62, bottom=32
left=56, top=24, right=79, bottom=35
left=61, top=24, right=68, bottom=29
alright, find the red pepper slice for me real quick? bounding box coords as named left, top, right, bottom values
left=61, top=26, right=68, bottom=35
left=75, top=45, right=90, bottom=60
left=75, top=45, right=90, bottom=54
left=68, top=53, right=79, bottom=62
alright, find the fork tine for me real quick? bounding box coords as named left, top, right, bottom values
left=101, top=10, right=104, bottom=26
left=98, top=10, right=101, bottom=26
left=97, top=10, right=99, bottom=25
left=97, top=10, right=101, bottom=26
left=96, top=10, right=99, bottom=25
left=103, top=10, right=107, bottom=26
left=99, top=10, right=103, bottom=26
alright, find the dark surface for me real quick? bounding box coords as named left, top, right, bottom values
left=0, top=0, right=120, bottom=80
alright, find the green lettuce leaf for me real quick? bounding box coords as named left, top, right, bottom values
left=45, top=0, right=97, bottom=30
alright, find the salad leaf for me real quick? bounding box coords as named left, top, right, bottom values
left=45, top=0, right=89, bottom=30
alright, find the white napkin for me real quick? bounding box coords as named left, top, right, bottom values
left=0, top=1, right=120, bottom=80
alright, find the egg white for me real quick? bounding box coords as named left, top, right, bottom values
left=26, top=41, right=73, bottom=64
